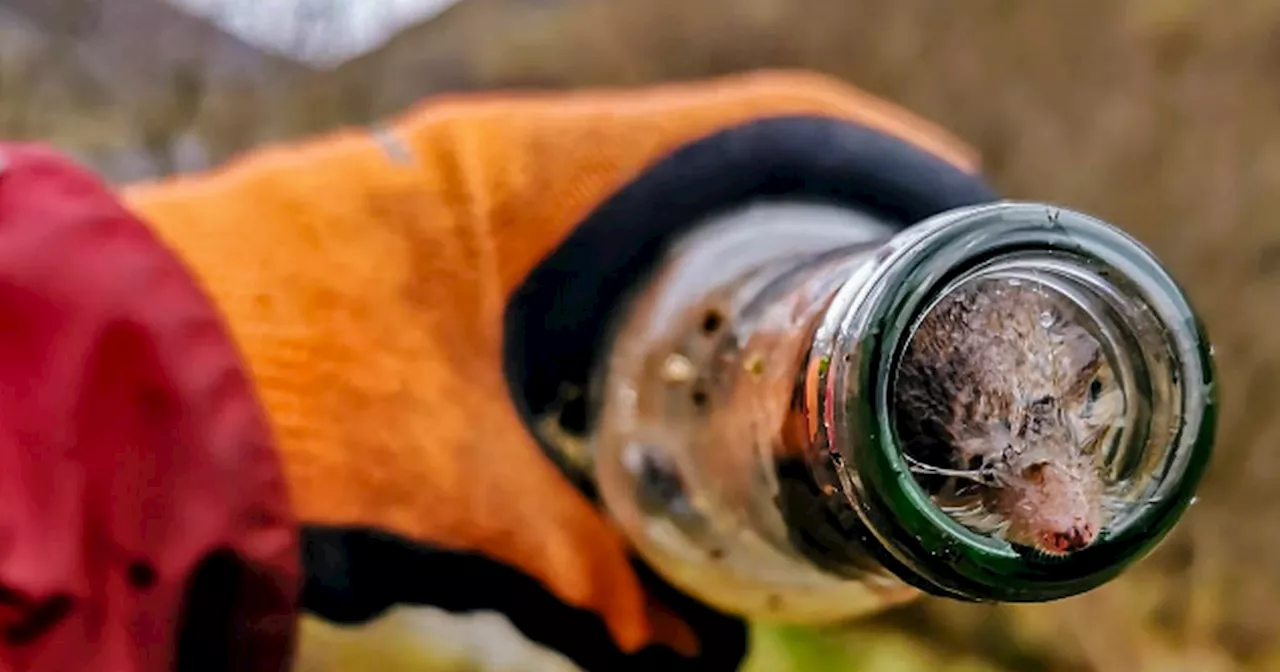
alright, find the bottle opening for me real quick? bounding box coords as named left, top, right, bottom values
left=893, top=251, right=1182, bottom=558
left=825, top=202, right=1215, bottom=602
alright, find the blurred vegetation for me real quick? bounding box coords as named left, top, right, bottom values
left=5, top=0, right=1280, bottom=670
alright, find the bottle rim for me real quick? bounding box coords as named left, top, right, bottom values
left=823, top=201, right=1216, bottom=602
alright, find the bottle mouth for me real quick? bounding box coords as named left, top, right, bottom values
left=824, top=202, right=1216, bottom=602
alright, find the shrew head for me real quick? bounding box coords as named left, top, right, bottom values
left=894, top=276, right=1126, bottom=556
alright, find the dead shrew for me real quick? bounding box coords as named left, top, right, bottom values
left=893, top=277, right=1124, bottom=556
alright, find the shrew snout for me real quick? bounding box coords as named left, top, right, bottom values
left=992, top=455, right=1104, bottom=556
left=1042, top=522, right=1097, bottom=554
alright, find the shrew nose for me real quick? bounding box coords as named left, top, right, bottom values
left=1043, top=522, right=1096, bottom=553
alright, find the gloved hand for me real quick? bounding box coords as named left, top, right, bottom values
left=0, top=69, right=997, bottom=671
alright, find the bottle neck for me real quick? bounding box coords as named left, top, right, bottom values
left=809, top=202, right=1215, bottom=601
left=578, top=199, right=1214, bottom=619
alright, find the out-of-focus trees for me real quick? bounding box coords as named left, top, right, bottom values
left=0, top=0, right=313, bottom=178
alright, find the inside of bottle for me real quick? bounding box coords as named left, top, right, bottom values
left=890, top=251, right=1184, bottom=556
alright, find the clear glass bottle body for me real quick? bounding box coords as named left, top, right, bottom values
left=578, top=201, right=1215, bottom=623
left=592, top=202, right=914, bottom=621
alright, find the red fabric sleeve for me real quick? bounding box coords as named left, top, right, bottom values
left=0, top=144, right=298, bottom=672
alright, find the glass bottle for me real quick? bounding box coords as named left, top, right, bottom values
left=552, top=200, right=1215, bottom=623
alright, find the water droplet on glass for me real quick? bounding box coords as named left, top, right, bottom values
left=661, top=353, right=696, bottom=384
left=622, top=442, right=647, bottom=473
left=619, top=385, right=637, bottom=406
left=1039, top=311, right=1055, bottom=328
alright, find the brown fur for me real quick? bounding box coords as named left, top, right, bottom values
left=894, top=276, right=1120, bottom=555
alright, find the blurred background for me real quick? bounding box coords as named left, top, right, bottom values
left=4, top=0, right=1276, bottom=670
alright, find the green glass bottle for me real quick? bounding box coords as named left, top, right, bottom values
left=550, top=200, right=1215, bottom=622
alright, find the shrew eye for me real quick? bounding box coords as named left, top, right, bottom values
left=1088, top=378, right=1103, bottom=401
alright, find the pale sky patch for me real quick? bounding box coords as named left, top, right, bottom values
left=168, top=0, right=461, bottom=66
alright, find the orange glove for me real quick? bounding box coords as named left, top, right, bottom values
left=115, top=69, right=994, bottom=671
